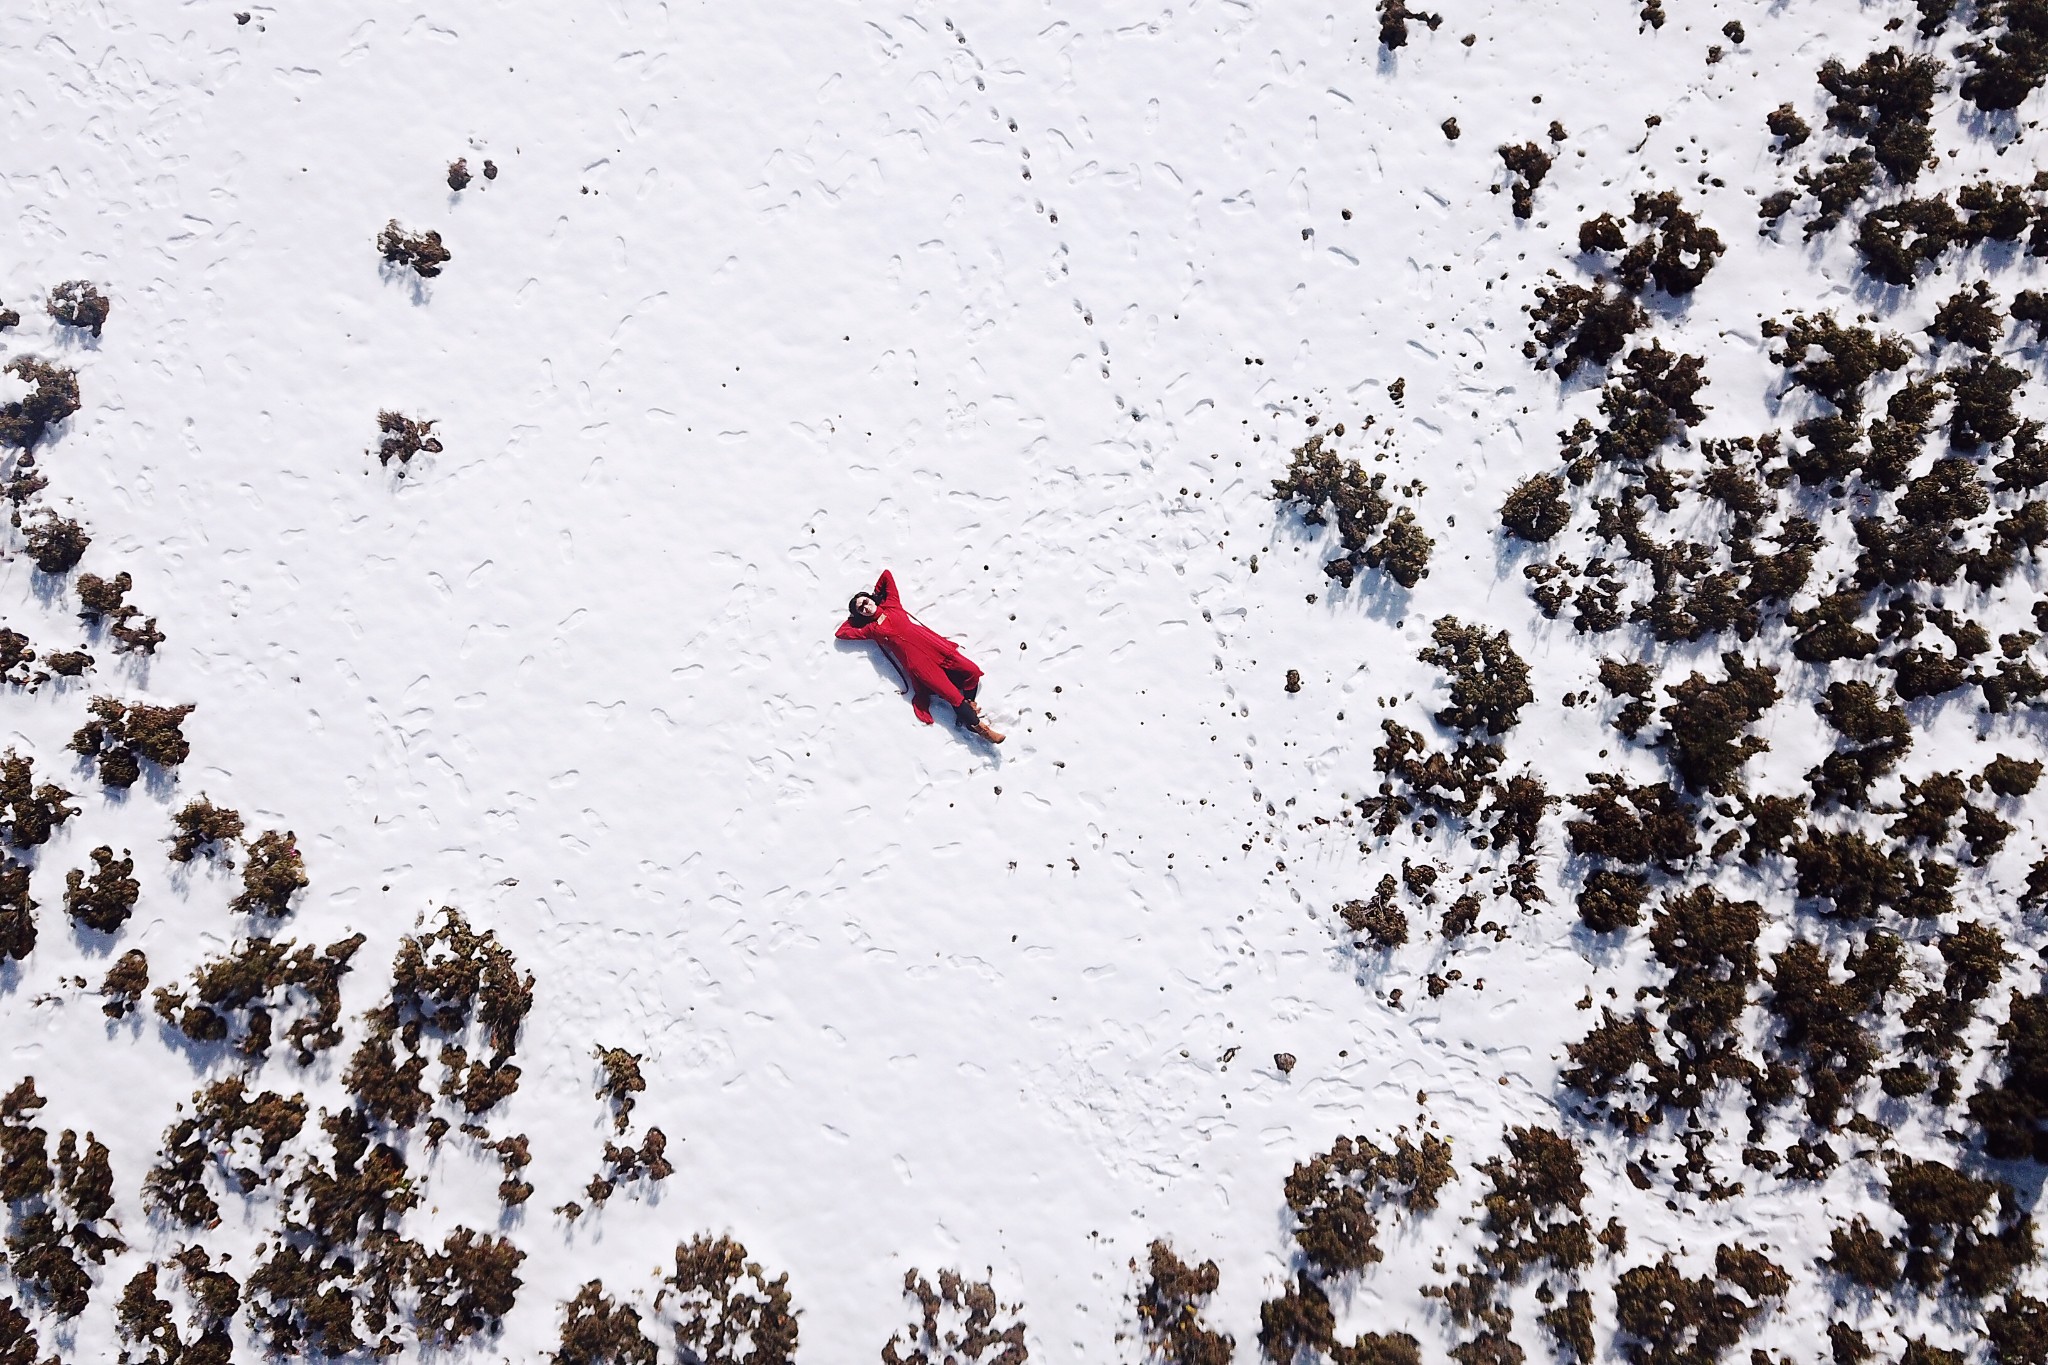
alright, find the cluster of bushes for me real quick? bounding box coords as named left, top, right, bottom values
left=1271, top=431, right=1434, bottom=590
left=0, top=1079, right=120, bottom=1320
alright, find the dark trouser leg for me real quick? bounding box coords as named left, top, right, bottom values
left=946, top=668, right=981, bottom=727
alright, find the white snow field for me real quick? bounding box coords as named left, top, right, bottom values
left=7, top=0, right=2048, bottom=1360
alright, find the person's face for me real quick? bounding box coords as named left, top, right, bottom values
left=852, top=594, right=877, bottom=620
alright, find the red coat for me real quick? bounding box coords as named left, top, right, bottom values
left=835, top=570, right=984, bottom=724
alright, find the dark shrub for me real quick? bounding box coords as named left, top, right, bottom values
left=45, top=281, right=110, bottom=337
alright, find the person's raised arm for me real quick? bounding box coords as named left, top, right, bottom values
left=873, top=569, right=899, bottom=607
left=835, top=617, right=873, bottom=641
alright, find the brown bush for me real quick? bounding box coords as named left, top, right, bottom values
left=45, top=281, right=110, bottom=337
left=169, top=796, right=244, bottom=864
left=0, top=750, right=76, bottom=849
left=1376, top=1, right=1442, bottom=48
left=1819, top=47, right=1942, bottom=181
left=553, top=1280, right=657, bottom=1365
left=412, top=1228, right=524, bottom=1347
left=1827, top=1216, right=1898, bottom=1287
left=69, top=697, right=194, bottom=787
left=1612, top=1246, right=1787, bottom=1365
left=1766, top=103, right=1811, bottom=150
left=230, top=830, right=307, bottom=917
left=1525, top=281, right=1647, bottom=379
left=18, top=510, right=89, bottom=575
left=1500, top=474, right=1571, bottom=542
left=100, top=949, right=147, bottom=1019
left=143, top=1076, right=306, bottom=1227
left=0, top=357, right=81, bottom=449
left=1929, top=281, right=2006, bottom=351
left=662, top=1235, right=799, bottom=1364
left=63, top=846, right=138, bottom=934
left=375, top=411, right=443, bottom=467
left=594, top=1045, right=646, bottom=1133
left=1499, top=143, right=1553, bottom=219
left=1420, top=618, right=1533, bottom=735
left=1135, top=1240, right=1232, bottom=1365
left=1477, top=1126, right=1591, bottom=1279
left=377, top=221, right=451, bottom=277
left=1257, top=1275, right=1334, bottom=1364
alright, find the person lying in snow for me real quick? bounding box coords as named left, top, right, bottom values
left=836, top=569, right=1005, bottom=743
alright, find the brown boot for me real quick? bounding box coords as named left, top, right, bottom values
left=963, top=702, right=1005, bottom=744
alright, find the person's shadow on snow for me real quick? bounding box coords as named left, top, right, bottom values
left=833, top=637, right=1006, bottom=760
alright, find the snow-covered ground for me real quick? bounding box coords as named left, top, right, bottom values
left=6, top=0, right=2048, bottom=1360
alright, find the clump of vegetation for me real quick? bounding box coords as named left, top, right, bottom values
left=144, top=1075, right=306, bottom=1227
left=1887, top=1157, right=2035, bottom=1295
left=375, top=411, right=443, bottom=468
left=229, top=830, right=308, bottom=917
left=0, top=357, right=81, bottom=449
left=1973, top=984, right=2048, bottom=1161
left=1358, top=720, right=1503, bottom=833
left=1, top=1094, right=120, bottom=1320
left=168, top=796, right=243, bottom=863
left=1339, top=875, right=1409, bottom=948
left=1283, top=1132, right=1456, bottom=1279
left=0, top=857, right=36, bottom=961
left=1819, top=47, right=1944, bottom=182
left=553, top=1280, right=657, bottom=1365
left=100, top=949, right=148, bottom=1018
left=1657, top=653, right=1780, bottom=794
left=1612, top=1245, right=1789, bottom=1365
left=1499, top=143, right=1553, bottom=219
left=1986, top=1293, right=2048, bottom=1364
left=153, top=932, right=365, bottom=1062
left=883, top=1267, right=1020, bottom=1365
left=63, top=846, right=138, bottom=934
left=1376, top=0, right=1441, bottom=48
left=1259, top=1275, right=1336, bottom=1363
left=17, top=510, right=90, bottom=576
left=669, top=1235, right=799, bottom=1365
left=1135, top=1240, right=1231, bottom=1365
left=1419, top=618, right=1533, bottom=735
left=1271, top=432, right=1432, bottom=590
left=74, top=568, right=130, bottom=622
left=1477, top=1126, right=1592, bottom=1280
left=1809, top=680, right=1910, bottom=806
left=1959, top=0, right=2048, bottom=110
left=1500, top=473, right=1571, bottom=542
left=377, top=221, right=451, bottom=277
left=493, top=1133, right=534, bottom=1206
left=1565, top=774, right=1698, bottom=870
left=1948, top=354, right=2026, bottom=448
left=1827, top=1216, right=1899, bottom=1287
left=1563, top=342, right=1709, bottom=470
left=1576, top=867, right=1649, bottom=933
left=68, top=696, right=194, bottom=787
left=344, top=907, right=534, bottom=1125
left=1767, top=103, right=1812, bottom=151
left=1764, top=933, right=1902, bottom=1126
left=1, top=750, right=78, bottom=848
left=584, top=1128, right=674, bottom=1208
left=1597, top=659, right=1657, bottom=738
left=411, top=1228, right=525, bottom=1347
left=44, top=281, right=110, bottom=338
left=1855, top=193, right=1962, bottom=284
left=1579, top=192, right=1727, bottom=296
left=1525, top=281, right=1648, bottom=378
left=447, top=158, right=473, bottom=191
left=1929, top=280, right=2006, bottom=351
left=594, top=1046, right=646, bottom=1133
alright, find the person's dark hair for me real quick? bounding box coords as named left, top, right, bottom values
left=848, top=592, right=877, bottom=620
